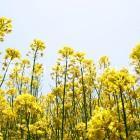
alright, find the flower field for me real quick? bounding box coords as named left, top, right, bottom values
left=0, top=17, right=140, bottom=140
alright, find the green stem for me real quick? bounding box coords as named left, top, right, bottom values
left=120, top=88, right=128, bottom=138
left=61, top=56, right=68, bottom=140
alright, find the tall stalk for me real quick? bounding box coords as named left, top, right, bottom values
left=0, top=59, right=12, bottom=88
left=120, top=88, right=128, bottom=138
left=80, top=65, right=88, bottom=129
left=61, top=56, right=68, bottom=140
left=30, top=48, right=38, bottom=95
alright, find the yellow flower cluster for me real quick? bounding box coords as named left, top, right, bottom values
left=30, top=39, right=46, bottom=51
left=87, top=108, right=123, bottom=140
left=6, top=88, right=17, bottom=96
left=99, top=55, right=110, bottom=69
left=34, top=63, right=43, bottom=76
left=130, top=43, right=140, bottom=74
left=14, top=93, right=42, bottom=114
left=5, top=48, right=21, bottom=60
left=0, top=17, right=12, bottom=41
left=59, top=46, right=74, bottom=57
left=100, top=68, right=136, bottom=93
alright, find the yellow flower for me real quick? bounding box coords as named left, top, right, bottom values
left=130, top=43, right=140, bottom=60
left=99, top=55, right=110, bottom=69
left=34, top=63, right=43, bottom=76
left=87, top=108, right=114, bottom=140
left=0, top=95, right=8, bottom=111
left=59, top=46, right=74, bottom=57
left=74, top=52, right=85, bottom=62
left=5, top=48, right=21, bottom=60
left=30, top=39, right=46, bottom=51
left=21, top=58, right=30, bottom=66
left=99, top=68, right=136, bottom=93
left=14, top=93, right=42, bottom=115
left=0, top=88, right=5, bottom=95
left=130, top=43, right=140, bottom=74
left=2, top=108, right=16, bottom=120
left=6, top=88, right=17, bottom=96
left=0, top=17, right=12, bottom=41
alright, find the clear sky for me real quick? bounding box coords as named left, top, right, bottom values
left=0, top=0, right=140, bottom=92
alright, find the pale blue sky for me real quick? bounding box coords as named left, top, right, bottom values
left=0, top=0, right=140, bottom=91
